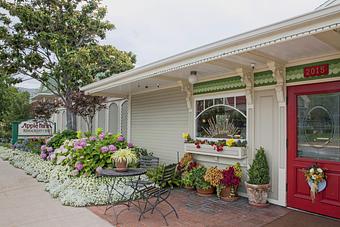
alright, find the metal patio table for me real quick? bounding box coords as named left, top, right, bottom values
left=97, top=168, right=147, bottom=224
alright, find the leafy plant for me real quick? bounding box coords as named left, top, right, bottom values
left=112, top=148, right=138, bottom=165
left=181, top=171, right=195, bottom=187
left=191, top=166, right=211, bottom=190
left=204, top=166, right=223, bottom=187
left=146, top=164, right=181, bottom=188
left=248, top=147, right=270, bottom=185
left=47, top=130, right=78, bottom=149
left=221, top=166, right=241, bottom=186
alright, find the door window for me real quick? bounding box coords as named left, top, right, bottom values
left=297, top=92, right=340, bottom=161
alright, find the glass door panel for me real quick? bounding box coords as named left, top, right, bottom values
left=297, top=92, right=340, bottom=162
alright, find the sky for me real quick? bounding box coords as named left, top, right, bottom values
left=17, top=0, right=327, bottom=89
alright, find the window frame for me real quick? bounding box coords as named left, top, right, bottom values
left=193, top=91, right=248, bottom=141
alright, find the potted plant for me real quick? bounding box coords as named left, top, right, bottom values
left=112, top=148, right=138, bottom=172
left=220, top=163, right=242, bottom=201
left=192, top=166, right=214, bottom=196
left=204, top=166, right=223, bottom=194
left=245, top=147, right=271, bottom=207
left=181, top=171, right=195, bottom=190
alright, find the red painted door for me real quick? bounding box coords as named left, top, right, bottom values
left=287, top=81, right=340, bottom=219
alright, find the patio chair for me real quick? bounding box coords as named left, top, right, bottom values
left=138, top=164, right=179, bottom=226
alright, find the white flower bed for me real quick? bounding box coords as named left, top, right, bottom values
left=0, top=146, right=134, bottom=207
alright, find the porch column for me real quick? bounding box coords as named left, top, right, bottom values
left=239, top=68, right=255, bottom=162
left=127, top=94, right=132, bottom=142
left=268, top=62, right=287, bottom=206
left=105, top=102, right=110, bottom=133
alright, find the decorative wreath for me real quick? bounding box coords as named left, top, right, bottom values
left=304, top=164, right=327, bottom=203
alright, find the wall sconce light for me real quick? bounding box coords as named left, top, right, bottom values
left=188, top=70, right=198, bottom=84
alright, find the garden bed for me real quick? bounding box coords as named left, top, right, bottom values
left=0, top=146, right=136, bottom=207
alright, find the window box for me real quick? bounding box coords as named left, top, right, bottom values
left=184, top=143, right=247, bottom=160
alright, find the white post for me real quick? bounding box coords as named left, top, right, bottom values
left=127, top=94, right=132, bottom=142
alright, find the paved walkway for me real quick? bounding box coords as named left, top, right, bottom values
left=0, top=158, right=111, bottom=227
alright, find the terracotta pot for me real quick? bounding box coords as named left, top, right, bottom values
left=115, top=159, right=128, bottom=172
left=196, top=186, right=214, bottom=196
left=220, top=185, right=239, bottom=202
left=245, top=182, right=271, bottom=207
left=184, top=185, right=194, bottom=190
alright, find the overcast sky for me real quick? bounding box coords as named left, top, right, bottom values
left=17, top=0, right=327, bottom=89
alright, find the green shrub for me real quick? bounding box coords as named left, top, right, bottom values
left=47, top=130, right=77, bottom=149
left=191, top=166, right=211, bottom=190
left=248, top=147, right=270, bottom=185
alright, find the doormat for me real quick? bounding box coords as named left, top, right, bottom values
left=264, top=210, right=340, bottom=227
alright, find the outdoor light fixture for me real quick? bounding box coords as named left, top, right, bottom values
left=188, top=70, right=198, bottom=84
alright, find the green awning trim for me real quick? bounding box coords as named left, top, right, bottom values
left=193, top=76, right=245, bottom=95
left=286, top=58, right=340, bottom=83
left=254, top=71, right=275, bottom=87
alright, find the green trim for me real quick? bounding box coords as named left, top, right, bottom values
left=193, top=76, right=245, bottom=95
left=254, top=71, right=275, bottom=87
left=11, top=121, right=19, bottom=145
left=286, top=58, right=340, bottom=83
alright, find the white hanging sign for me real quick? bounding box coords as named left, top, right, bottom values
left=18, top=120, right=55, bottom=138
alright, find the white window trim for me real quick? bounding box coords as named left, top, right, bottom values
left=193, top=91, right=247, bottom=141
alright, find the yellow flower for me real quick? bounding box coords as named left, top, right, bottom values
left=182, top=133, right=190, bottom=140
left=226, top=139, right=235, bottom=147
left=76, top=131, right=82, bottom=139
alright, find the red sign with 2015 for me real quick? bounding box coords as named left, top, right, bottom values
left=303, top=64, right=329, bottom=78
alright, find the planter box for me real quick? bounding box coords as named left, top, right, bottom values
left=184, top=143, right=247, bottom=160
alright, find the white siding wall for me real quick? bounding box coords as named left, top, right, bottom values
left=254, top=90, right=279, bottom=201
left=131, top=87, right=189, bottom=164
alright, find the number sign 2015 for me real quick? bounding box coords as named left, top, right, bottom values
left=304, top=64, right=329, bottom=78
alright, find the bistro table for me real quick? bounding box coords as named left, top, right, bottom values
left=96, top=168, right=147, bottom=224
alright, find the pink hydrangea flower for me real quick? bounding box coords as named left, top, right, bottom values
left=41, top=145, right=47, bottom=151
left=117, top=135, right=125, bottom=142
left=128, top=143, right=134, bottom=148
left=40, top=152, right=47, bottom=160
left=100, top=146, right=109, bottom=153
left=47, top=147, right=53, bottom=153
left=74, top=145, right=83, bottom=150
left=108, top=145, right=117, bottom=152
left=75, top=162, right=83, bottom=171
left=99, top=133, right=105, bottom=140
left=89, top=136, right=96, bottom=141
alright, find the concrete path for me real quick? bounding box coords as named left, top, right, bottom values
left=0, top=158, right=111, bottom=227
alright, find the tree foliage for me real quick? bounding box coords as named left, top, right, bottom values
left=31, top=99, right=62, bottom=122
left=69, top=91, right=106, bottom=133
left=0, top=0, right=136, bottom=129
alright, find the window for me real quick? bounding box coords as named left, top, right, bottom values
left=195, top=95, right=247, bottom=139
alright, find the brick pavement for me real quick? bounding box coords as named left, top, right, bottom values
left=88, top=189, right=289, bottom=227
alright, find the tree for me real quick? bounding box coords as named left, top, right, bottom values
left=0, top=87, right=31, bottom=140
left=69, top=91, right=106, bottom=133
left=0, top=0, right=136, bottom=130
left=31, top=99, right=62, bottom=123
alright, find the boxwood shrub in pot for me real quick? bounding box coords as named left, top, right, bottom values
left=245, top=147, right=271, bottom=207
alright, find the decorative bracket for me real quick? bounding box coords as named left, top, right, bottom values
left=237, top=67, right=254, bottom=106
left=268, top=62, right=286, bottom=104
left=177, top=80, right=193, bottom=112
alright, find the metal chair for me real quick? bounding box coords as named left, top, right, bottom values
left=138, top=164, right=179, bottom=226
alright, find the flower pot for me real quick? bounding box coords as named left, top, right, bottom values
left=115, top=159, right=128, bottom=172
left=220, top=185, right=239, bottom=202
left=196, top=186, right=214, bottom=196
left=245, top=182, right=271, bottom=207
left=184, top=185, right=194, bottom=190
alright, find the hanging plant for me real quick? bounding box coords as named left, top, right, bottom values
left=304, top=164, right=327, bottom=203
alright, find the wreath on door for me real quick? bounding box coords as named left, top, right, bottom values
left=304, top=164, right=327, bottom=203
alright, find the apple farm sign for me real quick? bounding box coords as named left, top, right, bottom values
left=18, top=120, right=55, bottom=138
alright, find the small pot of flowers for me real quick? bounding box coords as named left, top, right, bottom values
left=112, top=148, right=138, bottom=172
left=220, top=163, right=242, bottom=202
left=192, top=166, right=214, bottom=196
left=245, top=147, right=271, bottom=207
left=204, top=166, right=223, bottom=195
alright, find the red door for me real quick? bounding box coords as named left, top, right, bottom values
left=287, top=81, right=340, bottom=219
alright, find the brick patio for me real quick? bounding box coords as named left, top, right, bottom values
left=88, top=189, right=290, bottom=227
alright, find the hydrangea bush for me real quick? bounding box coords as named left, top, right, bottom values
left=0, top=145, right=135, bottom=207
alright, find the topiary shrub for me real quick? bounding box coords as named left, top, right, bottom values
left=248, top=147, right=270, bottom=185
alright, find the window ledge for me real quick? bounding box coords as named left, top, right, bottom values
left=184, top=144, right=247, bottom=160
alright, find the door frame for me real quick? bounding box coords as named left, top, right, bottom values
left=287, top=80, right=340, bottom=218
